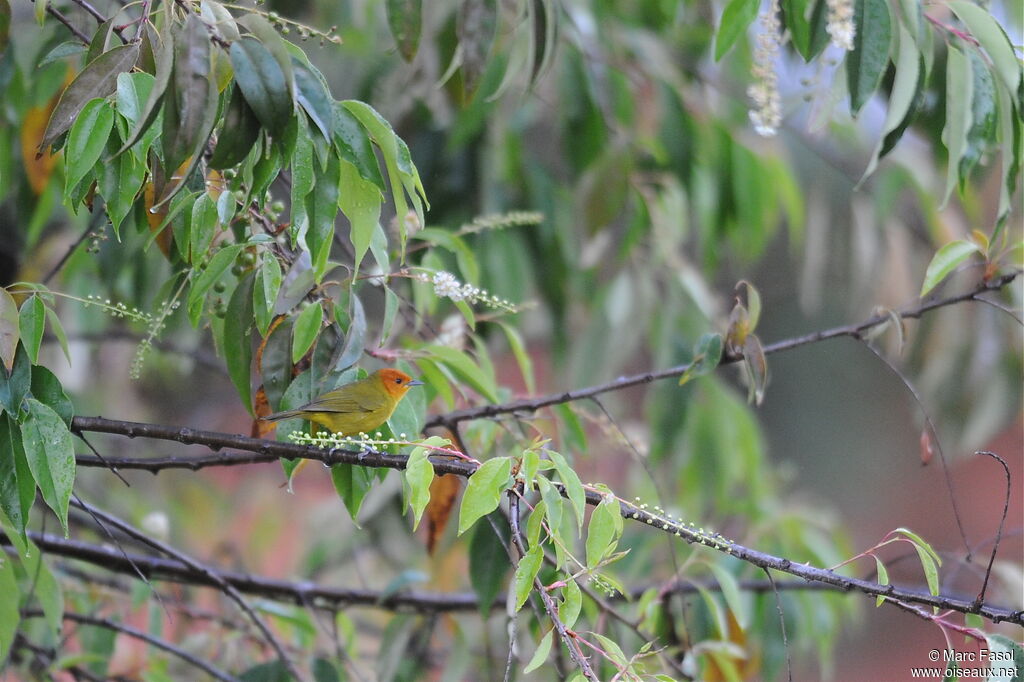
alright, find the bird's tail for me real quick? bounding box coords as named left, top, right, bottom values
left=261, top=409, right=304, bottom=422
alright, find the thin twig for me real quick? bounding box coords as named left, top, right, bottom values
left=424, top=273, right=1019, bottom=428
left=43, top=214, right=102, bottom=285
left=37, top=2, right=92, bottom=43
left=856, top=338, right=971, bottom=558
left=763, top=568, right=793, bottom=682
left=21, top=609, right=238, bottom=681
left=973, top=451, right=1011, bottom=607
left=508, top=489, right=599, bottom=681
left=69, top=499, right=306, bottom=682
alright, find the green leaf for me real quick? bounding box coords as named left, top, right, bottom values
left=99, top=132, right=148, bottom=238
left=189, top=193, right=220, bottom=264
left=920, top=240, right=980, bottom=297
left=114, top=72, right=155, bottom=135
left=201, top=0, right=240, bottom=42
left=335, top=292, right=367, bottom=372
left=38, top=41, right=87, bottom=67
left=333, top=103, right=386, bottom=192
left=339, top=159, right=383, bottom=276
left=225, top=273, right=256, bottom=415
left=523, top=629, right=553, bottom=674
left=0, top=287, right=19, bottom=372
left=457, top=457, right=512, bottom=535
left=115, top=34, right=170, bottom=158
left=742, top=333, right=768, bottom=406
left=231, top=36, right=293, bottom=138
left=548, top=451, right=585, bottom=531
left=940, top=45, right=973, bottom=207
left=161, top=14, right=218, bottom=186
left=44, top=308, right=70, bottom=365
left=404, top=442, right=435, bottom=530
left=209, top=83, right=262, bottom=169
left=188, top=243, right=245, bottom=325
left=64, top=98, right=114, bottom=194
left=20, top=398, right=75, bottom=534
left=253, top=256, right=283, bottom=337
left=0, top=413, right=34, bottom=543
left=846, top=0, right=892, bottom=115
left=873, top=556, right=889, bottom=606
left=558, top=578, right=582, bottom=628
left=306, top=153, right=341, bottom=282
left=42, top=43, right=140, bottom=149
left=18, top=296, right=45, bottom=364
left=0, top=550, right=19, bottom=661
left=239, top=14, right=296, bottom=112
left=330, top=462, right=376, bottom=522
left=29, top=365, right=73, bottom=428
left=715, top=0, right=759, bottom=61
left=342, top=100, right=427, bottom=252
left=706, top=562, right=748, bottom=628
left=947, top=2, right=1021, bottom=96
left=512, top=544, right=543, bottom=611
left=680, top=332, right=724, bottom=387
left=292, top=302, right=323, bottom=365
left=592, top=633, right=629, bottom=667
left=469, top=516, right=509, bottom=615
left=959, top=48, right=997, bottom=183
left=585, top=493, right=622, bottom=568
left=386, top=0, right=423, bottom=62
left=293, top=58, right=333, bottom=139
left=984, top=634, right=1022, bottom=682
left=861, top=24, right=922, bottom=181
left=0, top=344, right=30, bottom=415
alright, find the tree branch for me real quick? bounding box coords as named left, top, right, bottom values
left=424, top=272, right=1019, bottom=428
left=68, top=415, right=1024, bottom=626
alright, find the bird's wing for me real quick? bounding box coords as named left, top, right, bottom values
left=299, top=388, right=388, bottom=414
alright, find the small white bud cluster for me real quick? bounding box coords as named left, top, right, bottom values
left=428, top=271, right=519, bottom=312
left=747, top=0, right=783, bottom=137
left=826, top=0, right=856, bottom=50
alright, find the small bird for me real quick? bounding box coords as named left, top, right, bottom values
left=262, top=368, right=424, bottom=437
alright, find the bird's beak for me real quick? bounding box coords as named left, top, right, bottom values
left=407, top=379, right=425, bottom=387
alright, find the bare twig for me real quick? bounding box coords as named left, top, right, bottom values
left=424, top=273, right=1019, bottom=428
left=69, top=499, right=306, bottom=682
left=21, top=609, right=238, bottom=681
left=856, top=338, right=971, bottom=557
left=973, top=451, right=1011, bottom=607
left=763, top=568, right=792, bottom=682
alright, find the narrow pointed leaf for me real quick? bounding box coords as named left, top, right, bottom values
left=846, top=0, right=892, bottom=115
left=20, top=398, right=75, bottom=534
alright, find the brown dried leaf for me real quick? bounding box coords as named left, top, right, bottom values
left=425, top=473, right=461, bottom=555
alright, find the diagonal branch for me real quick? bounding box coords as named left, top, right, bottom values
left=424, top=272, right=1019, bottom=428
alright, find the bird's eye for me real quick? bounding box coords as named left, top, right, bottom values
left=395, top=378, right=402, bottom=384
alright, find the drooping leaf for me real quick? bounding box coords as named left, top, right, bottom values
left=225, top=272, right=256, bottom=415
left=29, top=365, right=73, bottom=427
left=386, top=0, right=422, bottom=62
left=947, top=1, right=1021, bottom=96
left=339, top=159, right=382, bottom=276
left=230, top=36, right=293, bottom=139
left=330, top=462, right=376, bottom=522
left=846, top=0, right=892, bottom=115
left=457, top=0, right=497, bottom=99
left=64, top=98, right=114, bottom=194
left=253, top=256, right=283, bottom=337
left=0, top=288, right=19, bottom=372
left=20, top=398, right=75, bottom=534
left=209, top=83, right=262, bottom=169
left=0, top=345, right=30, bottom=415
left=585, top=493, right=623, bottom=568
left=457, top=457, right=512, bottom=535
left=547, top=451, right=585, bottom=531
left=18, top=296, right=45, bottom=364
left=305, top=153, right=341, bottom=282
left=292, top=301, right=323, bottom=364
left=163, top=14, right=216, bottom=175
left=0, top=413, right=35, bottom=543
left=334, top=292, right=366, bottom=372
left=404, top=442, right=436, bottom=530
left=333, top=103, right=386, bottom=192
left=512, top=544, right=543, bottom=611
left=715, top=0, right=759, bottom=61
left=523, top=629, right=553, bottom=674
left=42, top=43, right=140, bottom=149
left=679, top=333, right=724, bottom=386
left=292, top=58, right=333, bottom=139
left=0, top=549, right=19, bottom=661
left=115, top=32, right=171, bottom=157
left=189, top=192, right=220, bottom=264
left=862, top=24, right=922, bottom=181
left=468, top=516, right=508, bottom=614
